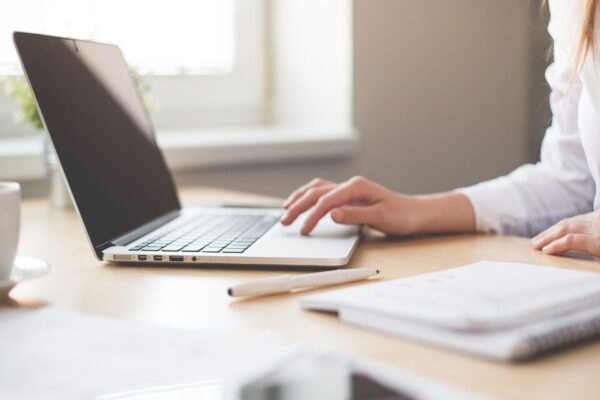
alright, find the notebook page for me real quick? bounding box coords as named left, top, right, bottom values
left=301, top=261, right=600, bottom=331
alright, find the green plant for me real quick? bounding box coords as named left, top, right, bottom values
left=1, top=68, right=157, bottom=130
left=1, top=75, right=44, bottom=129
left=129, top=68, right=159, bottom=114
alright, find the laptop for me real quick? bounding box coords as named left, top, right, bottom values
left=13, top=32, right=360, bottom=268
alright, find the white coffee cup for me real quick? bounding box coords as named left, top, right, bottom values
left=0, top=182, right=20, bottom=281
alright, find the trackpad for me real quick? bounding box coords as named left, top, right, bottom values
left=246, top=213, right=360, bottom=260
left=275, top=213, right=359, bottom=239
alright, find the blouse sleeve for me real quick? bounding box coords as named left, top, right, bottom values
left=456, top=2, right=595, bottom=237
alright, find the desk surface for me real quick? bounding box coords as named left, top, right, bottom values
left=12, top=187, right=600, bottom=400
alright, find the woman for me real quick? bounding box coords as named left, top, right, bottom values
left=281, top=0, right=600, bottom=258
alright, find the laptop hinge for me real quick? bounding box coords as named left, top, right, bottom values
left=96, top=210, right=181, bottom=255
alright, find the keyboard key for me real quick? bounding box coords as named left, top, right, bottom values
left=142, top=246, right=162, bottom=251
left=224, top=248, right=247, bottom=252
left=150, top=242, right=170, bottom=247
left=223, top=248, right=246, bottom=253
left=161, top=245, right=185, bottom=252
left=181, top=245, right=206, bottom=252
left=226, top=244, right=249, bottom=248
left=202, top=248, right=223, bottom=253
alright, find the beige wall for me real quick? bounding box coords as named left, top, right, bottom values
left=175, top=0, right=550, bottom=199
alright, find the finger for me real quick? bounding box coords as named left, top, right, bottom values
left=331, top=205, right=376, bottom=225
left=531, top=220, right=589, bottom=250
left=280, top=184, right=336, bottom=225
left=282, top=178, right=333, bottom=209
left=532, top=221, right=566, bottom=247
left=301, top=178, right=371, bottom=235
left=532, top=218, right=576, bottom=243
left=542, top=233, right=591, bottom=255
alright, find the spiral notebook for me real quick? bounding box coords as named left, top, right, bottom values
left=300, top=261, right=600, bottom=361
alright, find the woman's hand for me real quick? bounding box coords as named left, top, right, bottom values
left=280, top=176, right=420, bottom=235
left=280, top=176, right=476, bottom=236
left=532, top=211, right=600, bottom=257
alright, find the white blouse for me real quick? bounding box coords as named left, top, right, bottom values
left=458, top=0, right=600, bottom=237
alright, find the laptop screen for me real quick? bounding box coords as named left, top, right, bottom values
left=14, top=32, right=180, bottom=253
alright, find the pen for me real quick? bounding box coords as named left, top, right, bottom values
left=227, top=268, right=381, bottom=298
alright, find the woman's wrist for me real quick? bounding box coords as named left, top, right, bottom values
left=411, top=192, right=476, bottom=234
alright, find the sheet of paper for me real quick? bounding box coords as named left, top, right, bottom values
left=96, top=347, right=488, bottom=400
left=0, top=306, right=299, bottom=400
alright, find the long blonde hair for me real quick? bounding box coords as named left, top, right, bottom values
left=542, top=0, right=597, bottom=68
left=576, top=0, right=598, bottom=67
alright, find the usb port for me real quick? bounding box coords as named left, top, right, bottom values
left=169, top=256, right=184, bottom=262
left=138, top=255, right=147, bottom=261
left=153, top=255, right=163, bottom=261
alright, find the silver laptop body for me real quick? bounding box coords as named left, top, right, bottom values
left=14, top=32, right=359, bottom=268
left=104, top=207, right=360, bottom=267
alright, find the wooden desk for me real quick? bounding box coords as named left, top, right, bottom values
left=12, top=187, right=600, bottom=400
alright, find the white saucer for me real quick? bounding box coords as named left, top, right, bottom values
left=0, top=257, right=50, bottom=301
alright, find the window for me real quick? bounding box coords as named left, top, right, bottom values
left=0, top=0, right=265, bottom=137
left=0, top=0, right=235, bottom=74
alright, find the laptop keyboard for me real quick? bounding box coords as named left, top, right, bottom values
left=128, top=213, right=279, bottom=254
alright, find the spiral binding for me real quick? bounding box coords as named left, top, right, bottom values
left=519, top=314, right=600, bottom=359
